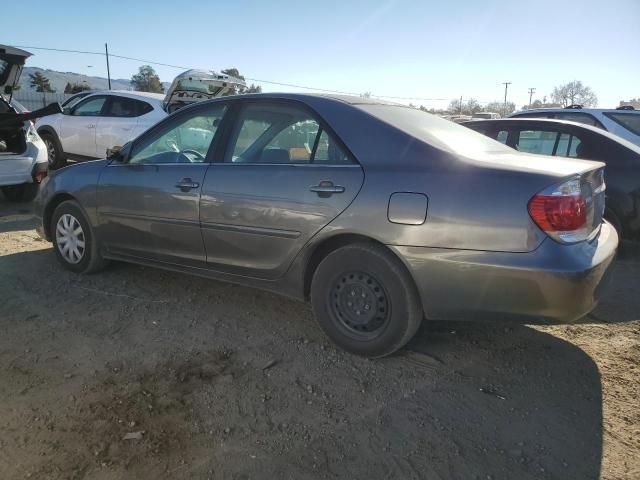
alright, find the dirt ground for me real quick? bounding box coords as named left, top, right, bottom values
left=0, top=196, right=638, bottom=480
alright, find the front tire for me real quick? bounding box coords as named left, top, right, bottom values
left=310, top=243, right=423, bottom=358
left=51, top=200, right=108, bottom=273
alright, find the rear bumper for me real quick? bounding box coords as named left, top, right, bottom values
left=0, top=138, right=47, bottom=186
left=391, top=223, right=618, bottom=323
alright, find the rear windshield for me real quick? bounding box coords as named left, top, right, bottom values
left=357, top=104, right=512, bottom=155
left=604, top=112, right=640, bottom=136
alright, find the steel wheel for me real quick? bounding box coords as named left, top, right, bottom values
left=55, top=213, right=86, bottom=264
left=330, top=271, right=390, bottom=338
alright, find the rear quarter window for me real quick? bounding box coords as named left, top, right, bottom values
left=604, top=113, right=640, bottom=136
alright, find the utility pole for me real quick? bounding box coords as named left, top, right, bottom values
left=105, top=43, right=111, bottom=90
left=502, top=82, right=512, bottom=116
left=528, top=87, right=536, bottom=108
left=459, top=95, right=463, bottom=114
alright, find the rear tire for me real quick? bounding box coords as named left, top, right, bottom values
left=1, top=183, right=39, bottom=202
left=51, top=200, right=108, bottom=274
left=41, top=133, right=66, bottom=170
left=310, top=243, right=423, bottom=358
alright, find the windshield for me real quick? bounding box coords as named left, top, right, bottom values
left=358, top=104, right=512, bottom=156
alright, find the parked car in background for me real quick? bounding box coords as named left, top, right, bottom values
left=472, top=111, right=500, bottom=119
left=510, top=105, right=640, bottom=146
left=465, top=118, right=640, bottom=240
left=0, top=45, right=59, bottom=201
left=35, top=94, right=617, bottom=357
left=36, top=69, right=246, bottom=169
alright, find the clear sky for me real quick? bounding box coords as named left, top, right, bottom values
left=3, top=0, right=639, bottom=109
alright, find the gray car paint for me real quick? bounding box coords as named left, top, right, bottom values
left=35, top=93, right=618, bottom=323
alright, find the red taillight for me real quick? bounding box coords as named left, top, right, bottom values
left=528, top=194, right=586, bottom=232
left=528, top=176, right=598, bottom=244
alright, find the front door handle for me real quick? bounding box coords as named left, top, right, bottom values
left=310, top=181, right=345, bottom=197
left=86, top=124, right=96, bottom=129
left=175, top=178, right=200, bottom=192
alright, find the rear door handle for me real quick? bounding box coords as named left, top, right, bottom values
left=175, top=178, right=200, bottom=191
left=310, top=181, right=345, bottom=197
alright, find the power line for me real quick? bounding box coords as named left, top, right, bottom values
left=12, top=44, right=453, bottom=102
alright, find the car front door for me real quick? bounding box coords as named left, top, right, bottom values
left=96, top=102, right=228, bottom=266
left=199, top=100, right=364, bottom=279
left=59, top=95, right=107, bottom=158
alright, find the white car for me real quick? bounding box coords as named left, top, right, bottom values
left=510, top=105, right=640, bottom=146
left=0, top=45, right=49, bottom=201
left=37, top=69, right=246, bottom=168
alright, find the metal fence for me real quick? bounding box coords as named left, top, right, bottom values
left=11, top=91, right=75, bottom=111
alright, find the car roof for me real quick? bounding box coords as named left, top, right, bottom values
left=512, top=107, right=639, bottom=115
left=465, top=118, right=640, bottom=154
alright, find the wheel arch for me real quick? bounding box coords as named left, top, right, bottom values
left=302, top=233, right=418, bottom=301
left=43, top=192, right=77, bottom=240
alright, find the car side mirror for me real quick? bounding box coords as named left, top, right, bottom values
left=106, top=141, right=131, bottom=162
left=62, top=107, right=71, bottom=115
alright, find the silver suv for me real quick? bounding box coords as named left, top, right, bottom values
left=510, top=105, right=640, bottom=146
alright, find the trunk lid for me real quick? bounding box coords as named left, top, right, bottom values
left=0, top=45, right=32, bottom=97
left=163, top=69, right=246, bottom=113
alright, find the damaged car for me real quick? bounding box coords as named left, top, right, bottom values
left=0, top=45, right=61, bottom=201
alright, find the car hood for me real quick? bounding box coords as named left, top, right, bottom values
left=163, top=69, right=246, bottom=113
left=0, top=45, right=31, bottom=93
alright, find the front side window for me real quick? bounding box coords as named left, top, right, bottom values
left=128, top=105, right=226, bottom=164
left=515, top=130, right=559, bottom=155
left=72, top=96, right=107, bottom=116
left=226, top=102, right=353, bottom=164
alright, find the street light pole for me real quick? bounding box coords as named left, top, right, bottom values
left=105, top=43, right=111, bottom=90
left=528, top=87, right=536, bottom=108
left=502, top=82, right=511, bottom=116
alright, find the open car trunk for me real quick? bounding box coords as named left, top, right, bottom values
left=163, top=69, right=247, bottom=113
left=0, top=97, right=26, bottom=155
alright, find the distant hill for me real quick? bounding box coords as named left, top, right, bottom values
left=18, top=67, right=170, bottom=93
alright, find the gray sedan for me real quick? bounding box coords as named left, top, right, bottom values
left=35, top=94, right=618, bottom=357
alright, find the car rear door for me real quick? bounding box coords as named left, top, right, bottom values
left=96, top=102, right=228, bottom=266
left=199, top=100, right=364, bottom=280
left=59, top=95, right=107, bottom=158
left=95, top=95, right=148, bottom=158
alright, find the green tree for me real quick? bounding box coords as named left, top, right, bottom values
left=447, top=97, right=482, bottom=115
left=484, top=101, right=516, bottom=116
left=29, top=72, right=54, bottom=93
left=551, top=81, right=598, bottom=107
left=221, top=68, right=261, bottom=95
left=131, top=65, right=164, bottom=93
left=64, top=82, right=91, bottom=94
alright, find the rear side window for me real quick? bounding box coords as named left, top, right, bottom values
left=104, top=96, right=153, bottom=117
left=604, top=113, right=640, bottom=136
left=555, top=133, right=582, bottom=157
left=226, top=102, right=354, bottom=164
left=514, top=130, right=558, bottom=155
left=552, top=112, right=603, bottom=128
left=496, top=130, right=508, bottom=144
